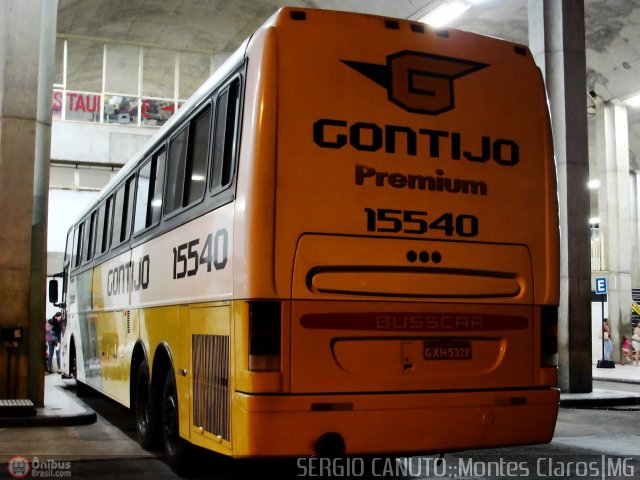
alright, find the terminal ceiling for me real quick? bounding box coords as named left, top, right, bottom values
left=57, top=0, right=640, bottom=169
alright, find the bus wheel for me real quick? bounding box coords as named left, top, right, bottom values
left=71, top=343, right=92, bottom=397
left=69, top=342, right=77, bottom=379
left=162, top=368, right=192, bottom=474
left=135, top=360, right=160, bottom=450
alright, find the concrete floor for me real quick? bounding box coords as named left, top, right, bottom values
left=1, top=373, right=639, bottom=479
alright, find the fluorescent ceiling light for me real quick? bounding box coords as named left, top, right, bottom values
left=624, top=94, right=640, bottom=107
left=589, top=217, right=600, bottom=225
left=588, top=179, right=601, bottom=189
left=419, top=1, right=471, bottom=27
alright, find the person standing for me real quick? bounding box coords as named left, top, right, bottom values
left=621, top=334, right=632, bottom=365
left=603, top=319, right=613, bottom=362
left=46, top=312, right=62, bottom=373
left=632, top=323, right=640, bottom=366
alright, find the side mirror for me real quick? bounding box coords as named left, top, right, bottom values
left=48, top=279, right=59, bottom=305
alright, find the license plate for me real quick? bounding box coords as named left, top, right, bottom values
left=424, top=339, right=472, bottom=360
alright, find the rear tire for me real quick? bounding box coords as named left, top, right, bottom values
left=162, top=368, right=193, bottom=474
left=135, top=360, right=161, bottom=450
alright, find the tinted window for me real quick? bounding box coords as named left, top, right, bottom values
left=73, top=223, right=83, bottom=268
left=123, top=176, right=135, bottom=241
left=134, top=159, right=152, bottom=233
left=164, top=103, right=212, bottom=214
left=95, top=203, right=106, bottom=255
left=64, top=229, right=73, bottom=266
left=185, top=107, right=211, bottom=204
left=165, top=127, right=189, bottom=214
left=134, top=149, right=166, bottom=234
left=112, top=176, right=135, bottom=245
left=211, top=79, right=240, bottom=192
left=151, top=151, right=166, bottom=224
left=95, top=196, right=114, bottom=255
left=82, top=211, right=96, bottom=263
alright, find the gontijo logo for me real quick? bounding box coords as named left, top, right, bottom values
left=342, top=51, right=488, bottom=115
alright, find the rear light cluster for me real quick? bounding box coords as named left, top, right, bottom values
left=248, top=301, right=281, bottom=371
left=540, top=306, right=558, bottom=367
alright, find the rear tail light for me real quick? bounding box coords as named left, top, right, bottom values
left=248, top=301, right=281, bottom=371
left=540, top=305, right=558, bottom=367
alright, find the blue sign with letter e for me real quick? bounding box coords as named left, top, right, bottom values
left=595, top=277, right=607, bottom=295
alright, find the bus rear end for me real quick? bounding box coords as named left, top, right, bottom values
left=235, top=8, right=559, bottom=457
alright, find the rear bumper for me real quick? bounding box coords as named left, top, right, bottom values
left=231, top=388, right=559, bottom=457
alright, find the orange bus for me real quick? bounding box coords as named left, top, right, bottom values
left=50, top=6, right=559, bottom=472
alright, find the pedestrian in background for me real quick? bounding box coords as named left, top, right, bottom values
left=46, top=312, right=62, bottom=374
left=621, top=334, right=632, bottom=365
left=632, top=323, right=640, bottom=366
left=603, top=319, right=613, bottom=361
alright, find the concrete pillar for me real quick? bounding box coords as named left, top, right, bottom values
left=528, top=0, right=592, bottom=392
left=595, top=99, right=632, bottom=359
left=0, top=0, right=57, bottom=404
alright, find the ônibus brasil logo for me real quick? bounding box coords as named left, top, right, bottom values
left=342, top=50, right=488, bottom=115
left=7, top=456, right=30, bottom=478
left=7, top=456, right=72, bottom=478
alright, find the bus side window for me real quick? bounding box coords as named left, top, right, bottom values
left=165, top=127, right=189, bottom=214
left=64, top=228, right=73, bottom=268
left=164, top=103, right=212, bottom=215
left=81, top=211, right=97, bottom=263
left=95, top=202, right=105, bottom=256
left=104, top=196, right=114, bottom=252
left=134, top=158, right=153, bottom=233
left=112, top=176, right=135, bottom=245
left=73, top=222, right=84, bottom=269
left=211, top=78, right=240, bottom=193
left=185, top=106, right=211, bottom=205
left=134, top=148, right=166, bottom=234
left=150, top=150, right=166, bottom=224
left=95, top=196, right=114, bottom=256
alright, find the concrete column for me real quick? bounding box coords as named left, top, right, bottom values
left=528, top=0, right=592, bottom=392
left=595, top=99, right=632, bottom=359
left=0, top=0, right=57, bottom=404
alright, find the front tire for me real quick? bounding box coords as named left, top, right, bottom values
left=71, top=343, right=92, bottom=397
left=162, top=368, right=192, bottom=474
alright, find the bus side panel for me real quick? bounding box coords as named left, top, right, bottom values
left=184, top=302, right=233, bottom=454
left=62, top=272, right=91, bottom=381
left=130, top=205, right=234, bottom=444
left=130, top=204, right=234, bottom=309
left=233, top=26, right=279, bottom=300
left=72, top=250, right=131, bottom=403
